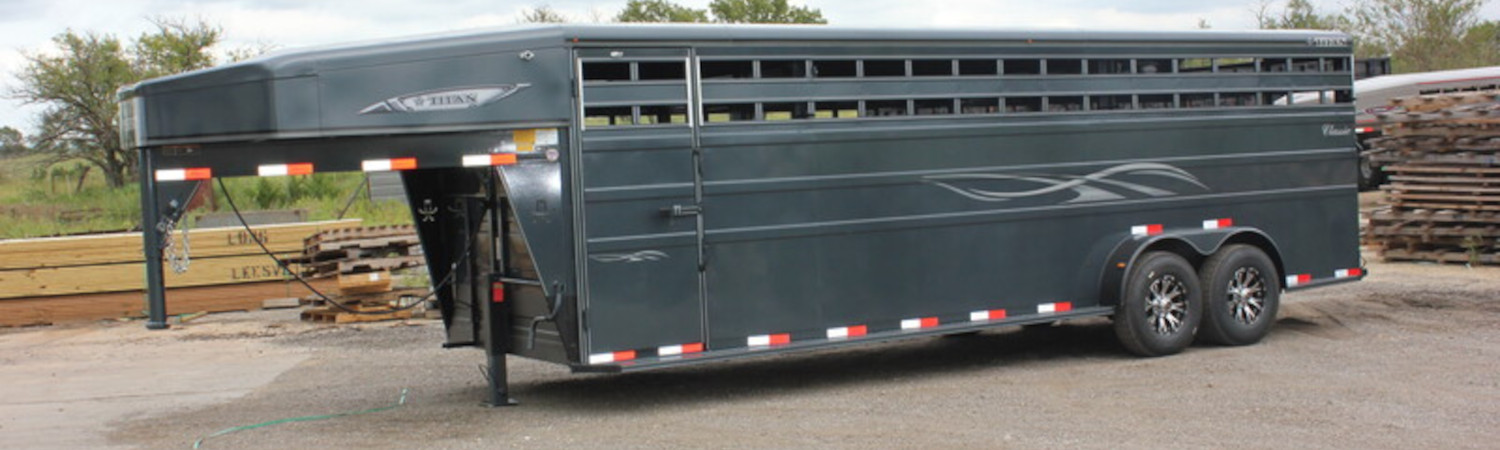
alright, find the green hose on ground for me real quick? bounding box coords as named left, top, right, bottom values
left=191, top=388, right=408, bottom=449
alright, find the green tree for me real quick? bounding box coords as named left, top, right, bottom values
left=1256, top=0, right=1349, bottom=30
left=520, top=5, right=569, bottom=23
left=616, top=0, right=710, bottom=23
left=1349, top=0, right=1485, bottom=72
left=708, top=0, right=827, bottom=24
left=0, top=126, right=27, bottom=156
left=11, top=19, right=223, bottom=188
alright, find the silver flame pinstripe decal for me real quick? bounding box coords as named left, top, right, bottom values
left=922, top=163, right=1208, bottom=203
left=589, top=250, right=669, bottom=263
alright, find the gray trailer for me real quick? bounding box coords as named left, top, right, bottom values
left=122, top=25, right=1364, bottom=404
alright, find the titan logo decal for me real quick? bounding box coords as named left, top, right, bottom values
left=358, top=84, right=530, bottom=115
left=923, top=162, right=1208, bottom=204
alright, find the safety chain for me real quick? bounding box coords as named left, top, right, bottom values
left=161, top=215, right=191, bottom=274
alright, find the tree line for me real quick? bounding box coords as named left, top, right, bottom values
left=1258, top=0, right=1499, bottom=73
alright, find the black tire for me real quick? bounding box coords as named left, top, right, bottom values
left=1357, top=158, right=1385, bottom=191
left=1113, top=252, right=1203, bottom=357
left=1196, top=244, right=1281, bottom=346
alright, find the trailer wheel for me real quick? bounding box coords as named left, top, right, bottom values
left=1113, top=252, right=1202, bottom=357
left=1196, top=244, right=1280, bottom=346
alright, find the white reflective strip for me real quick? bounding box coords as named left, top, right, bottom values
left=747, top=335, right=771, bottom=347
left=1202, top=219, right=1219, bottom=229
left=1335, top=269, right=1349, bottom=278
left=1038, top=303, right=1057, bottom=314
left=362, top=160, right=393, bottom=172
left=969, top=311, right=990, bottom=321
left=462, top=155, right=492, bottom=167
left=155, top=169, right=186, bottom=181
left=588, top=353, right=614, bottom=364
left=659, top=345, right=684, bottom=356
left=900, top=319, right=922, bottom=330
left=258, top=165, right=289, bottom=177
left=827, top=327, right=850, bottom=339
left=1285, top=275, right=1300, bottom=286
left=1131, top=225, right=1149, bottom=235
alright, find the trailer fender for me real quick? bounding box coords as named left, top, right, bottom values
left=1096, top=228, right=1286, bottom=307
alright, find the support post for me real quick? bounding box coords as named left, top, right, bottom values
left=139, top=149, right=169, bottom=330
left=484, top=194, right=518, bottom=407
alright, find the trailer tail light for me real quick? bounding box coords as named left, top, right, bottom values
left=748, top=333, right=791, bottom=347
left=588, top=350, right=637, bottom=364
left=658, top=343, right=704, bottom=356
left=1202, top=218, right=1233, bottom=229
left=969, top=309, right=1007, bottom=321
left=155, top=168, right=212, bottom=181
left=490, top=283, right=504, bottom=303
left=257, top=163, right=314, bottom=177
left=1334, top=268, right=1363, bottom=278
left=362, top=157, right=417, bottom=172
left=1038, top=302, right=1072, bottom=314
left=826, top=325, right=868, bottom=339
left=462, top=153, right=519, bottom=167
left=1131, top=224, right=1164, bottom=236
left=1286, top=273, right=1312, bottom=287
left=901, top=317, right=939, bottom=330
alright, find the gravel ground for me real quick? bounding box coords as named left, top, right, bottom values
left=2, top=256, right=1498, bottom=449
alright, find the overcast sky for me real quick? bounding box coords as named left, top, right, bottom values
left=3, top=0, right=1497, bottom=133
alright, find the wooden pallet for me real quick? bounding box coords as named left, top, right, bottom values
left=301, top=304, right=413, bottom=324
left=304, top=255, right=427, bottom=277
left=1377, top=248, right=1500, bottom=265
left=303, top=225, right=416, bottom=249
left=1389, top=91, right=1500, bottom=113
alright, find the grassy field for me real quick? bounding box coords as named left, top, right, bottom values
left=0, top=154, right=413, bottom=239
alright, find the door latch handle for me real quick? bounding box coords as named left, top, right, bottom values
left=666, top=204, right=702, bottom=217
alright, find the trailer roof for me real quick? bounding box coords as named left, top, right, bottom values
left=126, top=24, right=1348, bottom=93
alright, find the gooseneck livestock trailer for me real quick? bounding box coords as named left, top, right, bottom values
left=123, top=25, right=1364, bottom=404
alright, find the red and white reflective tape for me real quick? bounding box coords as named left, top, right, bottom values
left=1285, top=273, right=1312, bottom=287
left=1038, top=302, right=1072, bottom=314
left=1334, top=268, right=1363, bottom=278
left=747, top=333, right=791, bottom=347
left=658, top=342, right=704, bottom=357
left=155, top=168, right=212, bottom=181
left=257, top=163, right=313, bottom=177
left=588, top=350, right=637, bottom=365
left=461, top=153, right=519, bottom=167
left=1355, top=126, right=1376, bottom=134
left=900, top=317, right=939, bottom=330
left=969, top=309, right=1007, bottom=321
left=1131, top=224, right=1164, bottom=236
left=361, top=157, right=417, bottom=172
left=1202, top=218, right=1233, bottom=230
left=826, top=325, right=868, bottom=339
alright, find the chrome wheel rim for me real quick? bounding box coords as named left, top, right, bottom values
left=1225, top=267, right=1267, bottom=325
left=1145, top=274, right=1188, bottom=335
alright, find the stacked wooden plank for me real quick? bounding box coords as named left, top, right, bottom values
left=1364, top=91, right=1500, bottom=265
left=0, top=219, right=361, bottom=326
left=296, top=225, right=424, bottom=277
left=293, top=225, right=426, bottom=323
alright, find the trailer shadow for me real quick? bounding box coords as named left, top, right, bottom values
left=503, top=319, right=1128, bottom=413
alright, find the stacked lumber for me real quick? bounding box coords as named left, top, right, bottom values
left=1364, top=91, right=1500, bottom=265
left=294, top=225, right=426, bottom=323
left=0, top=219, right=361, bottom=326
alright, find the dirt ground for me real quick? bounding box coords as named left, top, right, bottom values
left=2, top=255, right=1498, bottom=449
